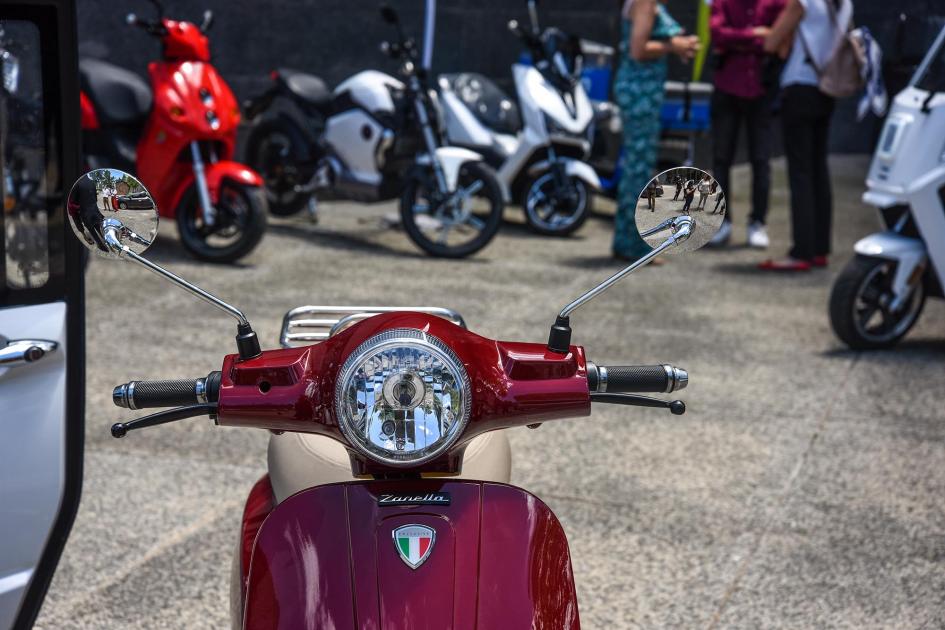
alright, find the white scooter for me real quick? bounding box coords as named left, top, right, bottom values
left=437, top=0, right=600, bottom=236
left=829, top=25, right=945, bottom=349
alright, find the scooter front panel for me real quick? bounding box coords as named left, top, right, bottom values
left=242, top=480, right=580, bottom=629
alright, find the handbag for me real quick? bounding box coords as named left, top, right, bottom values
left=799, top=0, right=865, bottom=98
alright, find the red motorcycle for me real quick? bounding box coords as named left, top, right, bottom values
left=66, top=168, right=713, bottom=628
left=79, top=3, right=267, bottom=263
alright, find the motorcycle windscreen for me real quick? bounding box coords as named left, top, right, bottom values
left=242, top=481, right=580, bottom=630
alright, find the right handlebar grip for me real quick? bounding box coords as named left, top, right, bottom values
left=588, top=363, right=687, bottom=394
left=113, top=372, right=221, bottom=409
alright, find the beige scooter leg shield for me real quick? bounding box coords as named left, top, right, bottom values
left=267, top=431, right=512, bottom=503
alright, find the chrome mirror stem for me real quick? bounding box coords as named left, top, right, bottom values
left=547, top=216, right=693, bottom=353
left=122, top=249, right=250, bottom=327
left=105, top=229, right=259, bottom=359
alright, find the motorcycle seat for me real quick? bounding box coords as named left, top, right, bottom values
left=267, top=430, right=512, bottom=504
left=79, top=58, right=152, bottom=126
left=276, top=68, right=332, bottom=111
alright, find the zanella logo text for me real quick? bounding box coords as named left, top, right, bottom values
left=378, top=492, right=451, bottom=506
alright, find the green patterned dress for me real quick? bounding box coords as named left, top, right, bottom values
left=612, top=3, right=682, bottom=259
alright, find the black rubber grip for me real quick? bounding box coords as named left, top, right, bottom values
left=600, top=365, right=669, bottom=394
left=131, top=379, right=201, bottom=408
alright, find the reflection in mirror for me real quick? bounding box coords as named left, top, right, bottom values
left=66, top=169, right=158, bottom=259
left=2, top=19, right=49, bottom=289
left=633, top=167, right=725, bottom=254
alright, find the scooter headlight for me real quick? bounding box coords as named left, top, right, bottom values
left=335, top=329, right=471, bottom=467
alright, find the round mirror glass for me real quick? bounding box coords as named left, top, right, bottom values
left=66, top=169, right=158, bottom=259
left=633, top=167, right=725, bottom=254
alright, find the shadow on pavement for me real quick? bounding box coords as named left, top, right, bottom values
left=267, top=221, right=490, bottom=264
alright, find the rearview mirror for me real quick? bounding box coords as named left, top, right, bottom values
left=65, top=169, right=261, bottom=360
left=67, top=169, right=158, bottom=259
left=634, top=167, right=725, bottom=254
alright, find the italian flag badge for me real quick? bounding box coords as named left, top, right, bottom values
left=393, top=524, right=436, bottom=569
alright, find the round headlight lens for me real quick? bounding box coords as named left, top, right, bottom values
left=335, top=329, right=471, bottom=466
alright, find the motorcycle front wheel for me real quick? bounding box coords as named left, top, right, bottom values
left=400, top=162, right=503, bottom=258
left=829, top=255, right=926, bottom=350
left=522, top=171, right=590, bottom=236
left=245, top=117, right=314, bottom=217
left=176, top=181, right=268, bottom=264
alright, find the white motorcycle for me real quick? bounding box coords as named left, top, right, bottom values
left=830, top=25, right=945, bottom=349
left=437, top=0, right=600, bottom=236
left=244, top=5, right=503, bottom=259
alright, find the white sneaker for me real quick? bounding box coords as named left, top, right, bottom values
left=708, top=220, right=732, bottom=247
left=747, top=221, right=770, bottom=249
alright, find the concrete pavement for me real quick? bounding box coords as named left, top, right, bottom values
left=35, top=157, right=945, bottom=629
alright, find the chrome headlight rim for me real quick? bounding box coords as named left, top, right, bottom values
left=334, top=328, right=471, bottom=468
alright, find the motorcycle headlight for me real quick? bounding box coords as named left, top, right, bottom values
left=335, top=328, right=471, bottom=467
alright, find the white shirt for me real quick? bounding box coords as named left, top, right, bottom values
left=781, top=0, right=853, bottom=88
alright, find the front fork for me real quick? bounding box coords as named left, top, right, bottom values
left=190, top=141, right=217, bottom=227
left=412, top=81, right=450, bottom=195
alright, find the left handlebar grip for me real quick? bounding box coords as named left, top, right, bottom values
left=113, top=372, right=221, bottom=409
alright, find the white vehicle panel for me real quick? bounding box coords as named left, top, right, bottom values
left=441, top=90, right=494, bottom=148
left=333, top=70, right=403, bottom=114
left=323, top=110, right=383, bottom=184
left=518, top=65, right=593, bottom=135
left=0, top=301, right=67, bottom=628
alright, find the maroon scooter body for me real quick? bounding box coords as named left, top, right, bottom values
left=238, top=480, right=579, bottom=629
left=218, top=312, right=590, bottom=627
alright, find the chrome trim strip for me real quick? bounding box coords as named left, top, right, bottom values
left=195, top=378, right=208, bottom=404
left=598, top=365, right=608, bottom=393
left=127, top=381, right=138, bottom=411
left=280, top=306, right=467, bottom=348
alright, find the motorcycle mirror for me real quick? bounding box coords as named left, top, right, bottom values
left=634, top=167, right=725, bottom=254
left=65, top=169, right=261, bottom=360
left=379, top=4, right=399, bottom=24
left=546, top=166, right=722, bottom=354
left=67, top=169, right=157, bottom=260
left=200, top=9, right=214, bottom=33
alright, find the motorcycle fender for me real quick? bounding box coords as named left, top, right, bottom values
left=854, top=231, right=927, bottom=300
left=166, top=160, right=264, bottom=214
left=241, top=480, right=580, bottom=630
left=527, top=157, right=602, bottom=190
left=424, top=146, right=484, bottom=193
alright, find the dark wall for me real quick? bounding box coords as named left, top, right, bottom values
left=78, top=0, right=945, bottom=154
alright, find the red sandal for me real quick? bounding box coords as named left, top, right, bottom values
left=758, top=257, right=812, bottom=271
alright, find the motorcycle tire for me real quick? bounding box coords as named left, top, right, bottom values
left=400, top=161, right=503, bottom=259
left=245, top=117, right=313, bottom=217
left=829, top=254, right=926, bottom=350
left=176, top=181, right=267, bottom=264
left=522, top=172, right=590, bottom=236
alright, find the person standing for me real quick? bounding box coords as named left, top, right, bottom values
left=707, top=0, right=785, bottom=248
left=697, top=174, right=712, bottom=209
left=682, top=179, right=696, bottom=214
left=673, top=173, right=683, bottom=200
left=612, top=0, right=699, bottom=261
left=760, top=0, right=852, bottom=270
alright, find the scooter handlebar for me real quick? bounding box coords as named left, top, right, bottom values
left=113, top=372, right=221, bottom=409
left=587, top=363, right=688, bottom=394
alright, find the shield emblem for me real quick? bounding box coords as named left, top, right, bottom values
left=392, top=524, right=436, bottom=569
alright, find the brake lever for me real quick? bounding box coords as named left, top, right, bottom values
left=111, top=403, right=217, bottom=438
left=590, top=393, right=686, bottom=415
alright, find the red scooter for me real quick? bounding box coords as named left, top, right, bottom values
left=79, top=2, right=267, bottom=263
left=66, top=168, right=714, bottom=627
